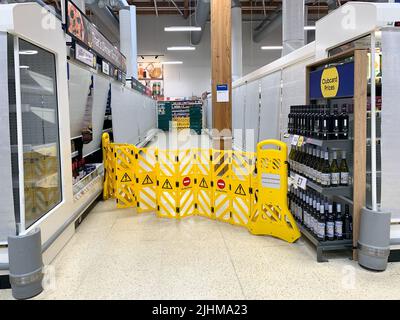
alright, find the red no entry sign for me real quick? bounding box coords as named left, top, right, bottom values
left=183, top=177, right=191, bottom=187
left=217, top=179, right=225, bottom=189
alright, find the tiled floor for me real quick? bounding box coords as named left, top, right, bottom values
left=1, top=199, right=400, bottom=300
left=1, top=132, right=400, bottom=300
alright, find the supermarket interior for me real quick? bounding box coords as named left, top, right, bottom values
left=1, top=0, right=400, bottom=301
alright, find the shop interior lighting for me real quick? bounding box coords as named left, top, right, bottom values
left=167, top=46, right=196, bottom=51
left=162, top=61, right=183, bottom=65
left=165, top=26, right=202, bottom=32
left=261, top=46, right=283, bottom=50
left=304, top=26, right=316, bottom=31
left=19, top=50, right=38, bottom=55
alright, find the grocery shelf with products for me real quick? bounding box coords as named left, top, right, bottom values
left=157, top=99, right=203, bottom=134
left=287, top=50, right=368, bottom=262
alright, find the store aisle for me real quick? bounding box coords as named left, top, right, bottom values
left=2, top=199, right=400, bottom=300
left=1, top=131, right=400, bottom=300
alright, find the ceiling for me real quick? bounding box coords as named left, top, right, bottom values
left=127, top=0, right=331, bottom=17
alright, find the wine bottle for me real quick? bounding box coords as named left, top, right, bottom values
left=344, top=205, right=352, bottom=240
left=308, top=105, right=315, bottom=138
left=339, top=104, right=349, bottom=139
left=335, top=203, right=343, bottom=240
left=317, top=204, right=326, bottom=241
left=331, top=104, right=340, bottom=140
left=314, top=105, right=321, bottom=139
left=321, top=105, right=329, bottom=140
left=326, top=204, right=335, bottom=241
left=339, top=151, right=350, bottom=186
left=313, top=198, right=320, bottom=236
left=330, top=151, right=340, bottom=186
left=321, top=151, right=331, bottom=187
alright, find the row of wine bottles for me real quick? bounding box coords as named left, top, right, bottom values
left=289, top=187, right=352, bottom=241
left=289, top=146, right=349, bottom=187
left=288, top=104, right=350, bottom=140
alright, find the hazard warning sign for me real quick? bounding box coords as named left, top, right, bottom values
left=234, top=184, right=246, bottom=196
left=162, top=179, right=173, bottom=190
left=199, top=178, right=208, bottom=188
left=142, top=175, right=153, bottom=185
left=121, top=173, right=132, bottom=183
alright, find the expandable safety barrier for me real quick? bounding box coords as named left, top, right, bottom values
left=101, top=133, right=300, bottom=243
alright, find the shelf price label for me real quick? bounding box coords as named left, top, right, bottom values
left=291, top=173, right=307, bottom=190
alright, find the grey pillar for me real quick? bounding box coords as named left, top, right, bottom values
left=282, top=0, right=305, bottom=56
left=231, top=4, right=242, bottom=81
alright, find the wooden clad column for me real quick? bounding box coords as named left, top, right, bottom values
left=211, top=0, right=232, bottom=150
left=353, top=49, right=368, bottom=260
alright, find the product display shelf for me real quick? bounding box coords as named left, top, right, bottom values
left=289, top=49, right=368, bottom=262
left=73, top=163, right=103, bottom=199
left=296, top=222, right=353, bottom=262
left=290, top=172, right=352, bottom=198
left=158, top=99, right=203, bottom=133
left=290, top=134, right=353, bottom=151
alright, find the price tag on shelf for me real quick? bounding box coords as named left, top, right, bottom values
left=294, top=173, right=307, bottom=190
left=291, top=135, right=299, bottom=146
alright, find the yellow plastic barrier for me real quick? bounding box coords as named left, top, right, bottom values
left=136, top=147, right=157, bottom=213
left=115, top=145, right=136, bottom=208
left=102, top=133, right=115, bottom=200
left=102, top=133, right=300, bottom=243
left=247, top=140, right=301, bottom=243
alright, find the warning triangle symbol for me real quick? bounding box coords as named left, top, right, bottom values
left=162, top=179, right=173, bottom=190
left=142, top=175, right=153, bottom=185
left=235, top=184, right=246, bottom=196
left=199, top=178, right=208, bottom=188
left=121, top=173, right=132, bottom=183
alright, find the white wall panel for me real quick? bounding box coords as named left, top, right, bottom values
left=111, top=84, right=140, bottom=145
left=260, top=71, right=281, bottom=141
left=280, top=57, right=313, bottom=141
left=244, top=81, right=260, bottom=151
left=68, top=63, right=91, bottom=138
left=82, top=74, right=109, bottom=157
left=232, top=85, right=245, bottom=149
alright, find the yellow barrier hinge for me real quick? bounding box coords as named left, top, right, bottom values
left=135, top=154, right=138, bottom=160
left=249, top=187, right=253, bottom=194
left=176, top=207, right=180, bottom=214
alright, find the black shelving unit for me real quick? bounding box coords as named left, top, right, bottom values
left=297, top=223, right=353, bottom=262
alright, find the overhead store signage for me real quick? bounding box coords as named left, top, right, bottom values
left=309, top=62, right=354, bottom=99
left=65, top=0, right=127, bottom=73
left=75, top=43, right=96, bottom=69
